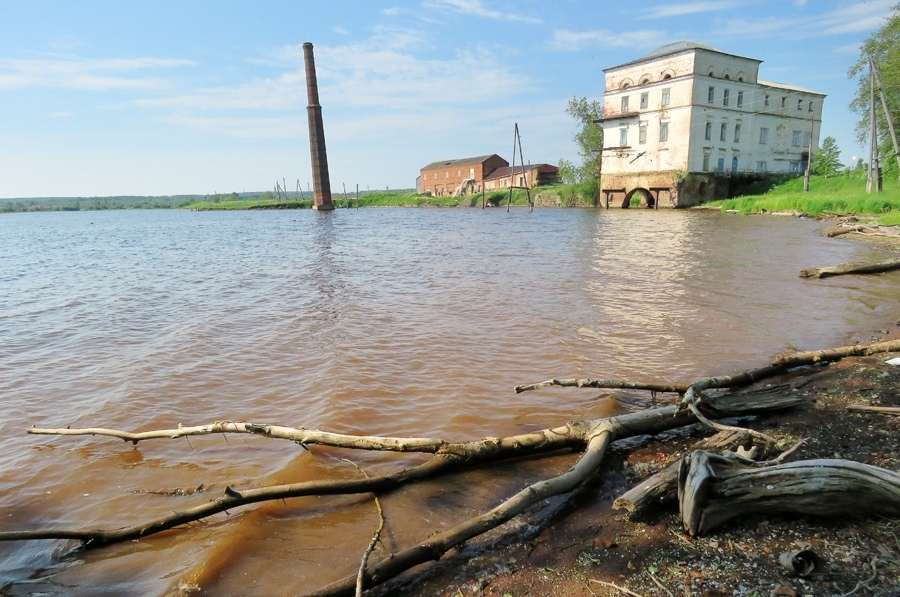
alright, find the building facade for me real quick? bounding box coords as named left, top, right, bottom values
left=599, top=41, right=826, bottom=207
left=483, top=164, right=560, bottom=191
left=419, top=154, right=509, bottom=197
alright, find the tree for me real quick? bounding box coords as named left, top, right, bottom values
left=811, top=136, right=843, bottom=177
left=561, top=97, right=603, bottom=183
left=848, top=3, right=900, bottom=182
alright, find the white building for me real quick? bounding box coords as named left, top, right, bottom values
left=599, top=41, right=825, bottom=207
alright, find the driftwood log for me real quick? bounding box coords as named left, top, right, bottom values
left=5, top=338, right=900, bottom=596
left=613, top=426, right=776, bottom=517
left=678, top=451, right=900, bottom=536
left=799, top=257, right=900, bottom=279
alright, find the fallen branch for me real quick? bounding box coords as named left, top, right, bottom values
left=515, top=379, right=687, bottom=395
left=847, top=404, right=900, bottom=415
left=799, top=257, right=900, bottom=279
left=2, top=390, right=803, bottom=595
left=678, top=451, right=900, bottom=536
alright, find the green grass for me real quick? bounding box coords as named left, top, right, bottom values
left=711, top=172, right=900, bottom=225
left=182, top=188, right=547, bottom=210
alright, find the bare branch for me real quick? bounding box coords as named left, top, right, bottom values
left=514, top=378, right=687, bottom=394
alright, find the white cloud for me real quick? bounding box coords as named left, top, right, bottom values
left=639, top=1, right=739, bottom=19
left=549, top=29, right=667, bottom=52
left=333, top=26, right=350, bottom=35
left=717, top=0, right=895, bottom=41
left=422, top=0, right=542, bottom=24
left=0, top=57, right=195, bottom=91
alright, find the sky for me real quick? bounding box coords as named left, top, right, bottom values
left=0, top=0, right=895, bottom=199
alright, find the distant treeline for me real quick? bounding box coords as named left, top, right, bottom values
left=0, top=189, right=418, bottom=213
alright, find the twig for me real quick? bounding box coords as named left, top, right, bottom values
left=686, top=399, right=777, bottom=446
left=340, top=459, right=386, bottom=597
left=645, top=569, right=674, bottom=597
left=840, top=561, right=879, bottom=597
left=588, top=578, right=646, bottom=597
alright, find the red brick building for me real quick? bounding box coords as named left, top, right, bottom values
left=483, top=164, right=559, bottom=191
left=418, top=154, right=508, bottom=197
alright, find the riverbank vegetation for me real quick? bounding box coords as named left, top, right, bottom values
left=713, top=170, right=900, bottom=224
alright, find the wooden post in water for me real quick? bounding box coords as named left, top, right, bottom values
left=303, top=42, right=335, bottom=211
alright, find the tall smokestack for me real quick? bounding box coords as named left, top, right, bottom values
left=303, top=42, right=334, bottom=211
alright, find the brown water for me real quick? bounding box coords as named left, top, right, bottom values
left=0, top=208, right=898, bottom=595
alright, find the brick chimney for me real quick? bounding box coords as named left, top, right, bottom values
left=303, top=42, right=334, bottom=211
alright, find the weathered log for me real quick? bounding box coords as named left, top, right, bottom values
left=678, top=451, right=900, bottom=536
left=613, top=428, right=774, bottom=516
left=799, top=257, right=900, bottom=279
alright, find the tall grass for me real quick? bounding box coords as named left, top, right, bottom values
left=714, top=171, right=900, bottom=225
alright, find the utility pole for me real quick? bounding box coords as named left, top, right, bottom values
left=803, top=109, right=814, bottom=192
left=871, top=56, right=900, bottom=185
left=867, top=60, right=881, bottom=193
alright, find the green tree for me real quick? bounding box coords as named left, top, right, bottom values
left=848, top=3, right=900, bottom=182
left=811, top=136, right=843, bottom=177
left=561, top=96, right=603, bottom=183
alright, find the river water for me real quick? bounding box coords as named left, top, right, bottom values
left=0, top=208, right=897, bottom=595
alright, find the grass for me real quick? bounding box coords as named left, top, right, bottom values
left=182, top=188, right=548, bottom=210
left=711, top=171, right=900, bottom=225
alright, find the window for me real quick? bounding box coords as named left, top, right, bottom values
left=457, top=169, right=461, bottom=177
left=782, top=96, right=786, bottom=108
left=734, top=124, right=741, bottom=143
left=445, top=171, right=449, bottom=178
left=640, top=92, right=648, bottom=109
left=803, top=131, right=811, bottom=146
left=433, top=173, right=437, bottom=180
left=659, top=122, right=669, bottom=142
left=809, top=102, right=815, bottom=112
left=708, top=86, right=715, bottom=103
left=620, top=128, right=628, bottom=146
left=765, top=95, right=770, bottom=106
left=737, top=91, right=744, bottom=108
left=470, top=168, right=475, bottom=177
left=639, top=123, right=647, bottom=144
left=705, top=122, right=712, bottom=141
left=720, top=123, right=727, bottom=142
left=703, top=152, right=711, bottom=171
left=757, top=161, right=768, bottom=172
left=792, top=130, right=803, bottom=146
left=723, top=89, right=730, bottom=106
left=661, top=88, right=670, bottom=106
left=789, top=161, right=800, bottom=173
left=621, top=96, right=629, bottom=112
left=759, top=127, right=769, bottom=144
left=798, top=99, right=803, bottom=110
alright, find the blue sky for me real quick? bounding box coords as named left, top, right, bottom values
left=0, top=0, right=894, bottom=198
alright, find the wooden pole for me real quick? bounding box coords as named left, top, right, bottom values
left=871, top=57, right=900, bottom=185
left=868, top=62, right=879, bottom=193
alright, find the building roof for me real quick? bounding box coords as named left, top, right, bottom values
left=420, top=154, right=503, bottom=171
left=759, top=80, right=827, bottom=97
left=643, top=40, right=719, bottom=60
left=483, top=164, right=558, bottom=181
left=605, top=40, right=760, bottom=71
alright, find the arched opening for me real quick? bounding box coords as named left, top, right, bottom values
left=623, top=188, right=654, bottom=209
